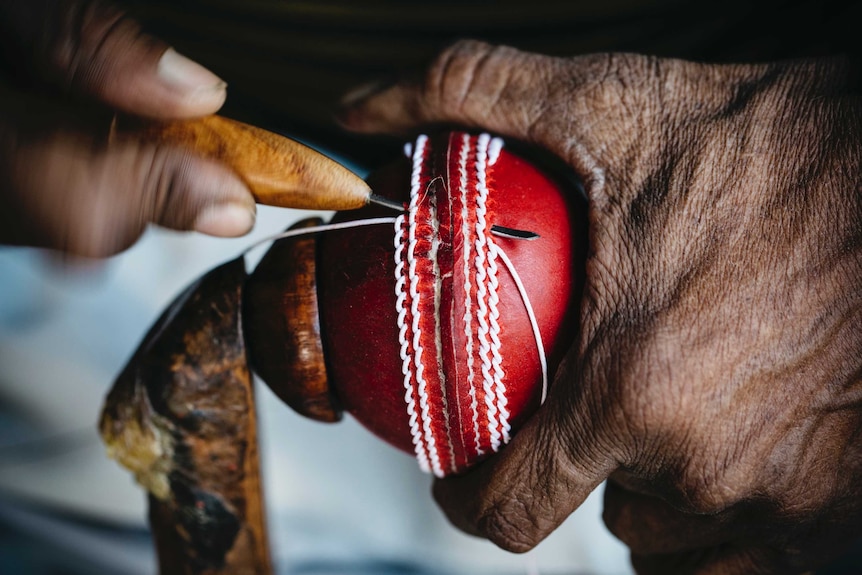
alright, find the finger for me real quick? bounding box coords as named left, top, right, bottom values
left=602, top=479, right=745, bottom=556
left=2, top=132, right=254, bottom=257
left=632, top=545, right=791, bottom=575
left=338, top=40, right=562, bottom=140
left=337, top=40, right=629, bottom=190
left=0, top=0, right=226, bottom=118
left=432, top=381, right=619, bottom=553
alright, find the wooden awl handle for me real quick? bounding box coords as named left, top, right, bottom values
left=128, top=115, right=371, bottom=211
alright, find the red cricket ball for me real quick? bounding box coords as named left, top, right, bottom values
left=317, top=132, right=582, bottom=476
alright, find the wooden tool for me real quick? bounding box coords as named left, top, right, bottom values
left=245, top=218, right=340, bottom=423
left=127, top=115, right=395, bottom=211
left=101, top=257, right=271, bottom=575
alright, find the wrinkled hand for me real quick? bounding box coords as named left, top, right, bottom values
left=340, top=41, right=862, bottom=573
left=0, top=0, right=255, bottom=257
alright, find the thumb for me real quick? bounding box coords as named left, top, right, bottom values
left=338, top=40, right=566, bottom=143
left=338, top=40, right=645, bottom=191
left=1, top=0, right=226, bottom=118
left=432, top=373, right=618, bottom=553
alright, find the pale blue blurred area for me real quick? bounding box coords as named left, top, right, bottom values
left=0, top=150, right=632, bottom=574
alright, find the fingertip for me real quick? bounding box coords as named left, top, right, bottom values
left=187, top=164, right=255, bottom=237
left=26, top=0, right=228, bottom=119
left=149, top=150, right=255, bottom=236
left=437, top=463, right=549, bottom=553
left=154, top=48, right=227, bottom=116
left=430, top=441, right=559, bottom=551
left=431, top=403, right=618, bottom=552
left=109, top=46, right=228, bottom=118
left=431, top=471, right=485, bottom=537
left=336, top=83, right=421, bottom=135
left=193, top=203, right=255, bottom=237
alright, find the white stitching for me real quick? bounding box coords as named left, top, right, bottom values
left=395, top=132, right=514, bottom=473
left=394, top=215, right=430, bottom=473
left=405, top=135, right=445, bottom=478
left=486, top=244, right=510, bottom=445
left=459, top=134, right=483, bottom=459
left=477, top=133, right=509, bottom=448
left=395, top=135, right=434, bottom=474
left=488, top=137, right=504, bottom=166
left=481, top=136, right=510, bottom=445
left=473, top=133, right=502, bottom=452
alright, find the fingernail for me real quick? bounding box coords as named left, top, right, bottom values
left=194, top=204, right=255, bottom=237
left=158, top=48, right=227, bottom=99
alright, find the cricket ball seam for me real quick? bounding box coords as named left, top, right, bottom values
left=395, top=132, right=512, bottom=477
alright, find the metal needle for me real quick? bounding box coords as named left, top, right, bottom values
left=367, top=194, right=406, bottom=212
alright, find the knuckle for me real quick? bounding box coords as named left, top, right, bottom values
left=424, top=40, right=494, bottom=112
left=672, top=460, right=746, bottom=515
left=601, top=345, right=676, bottom=435
left=573, top=52, right=654, bottom=109
left=678, top=487, right=732, bottom=516
left=557, top=52, right=666, bottom=171
left=424, top=40, right=537, bottom=123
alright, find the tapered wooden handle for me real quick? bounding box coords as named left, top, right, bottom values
left=130, top=115, right=371, bottom=211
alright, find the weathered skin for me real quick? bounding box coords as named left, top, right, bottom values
left=100, top=257, right=271, bottom=575
left=340, top=41, right=862, bottom=574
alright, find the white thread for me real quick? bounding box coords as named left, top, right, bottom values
left=476, top=133, right=508, bottom=447
left=240, top=217, right=398, bottom=256
left=403, top=142, right=413, bottom=158
left=394, top=215, right=430, bottom=473
left=486, top=247, right=510, bottom=444
left=491, top=243, right=549, bottom=405
left=394, top=135, right=435, bottom=474
left=409, top=202, right=444, bottom=478
left=402, top=135, right=446, bottom=478
left=473, top=133, right=502, bottom=452
left=410, top=135, right=443, bottom=477
left=459, top=134, right=483, bottom=459
left=488, top=137, right=504, bottom=166
left=477, top=136, right=509, bottom=444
